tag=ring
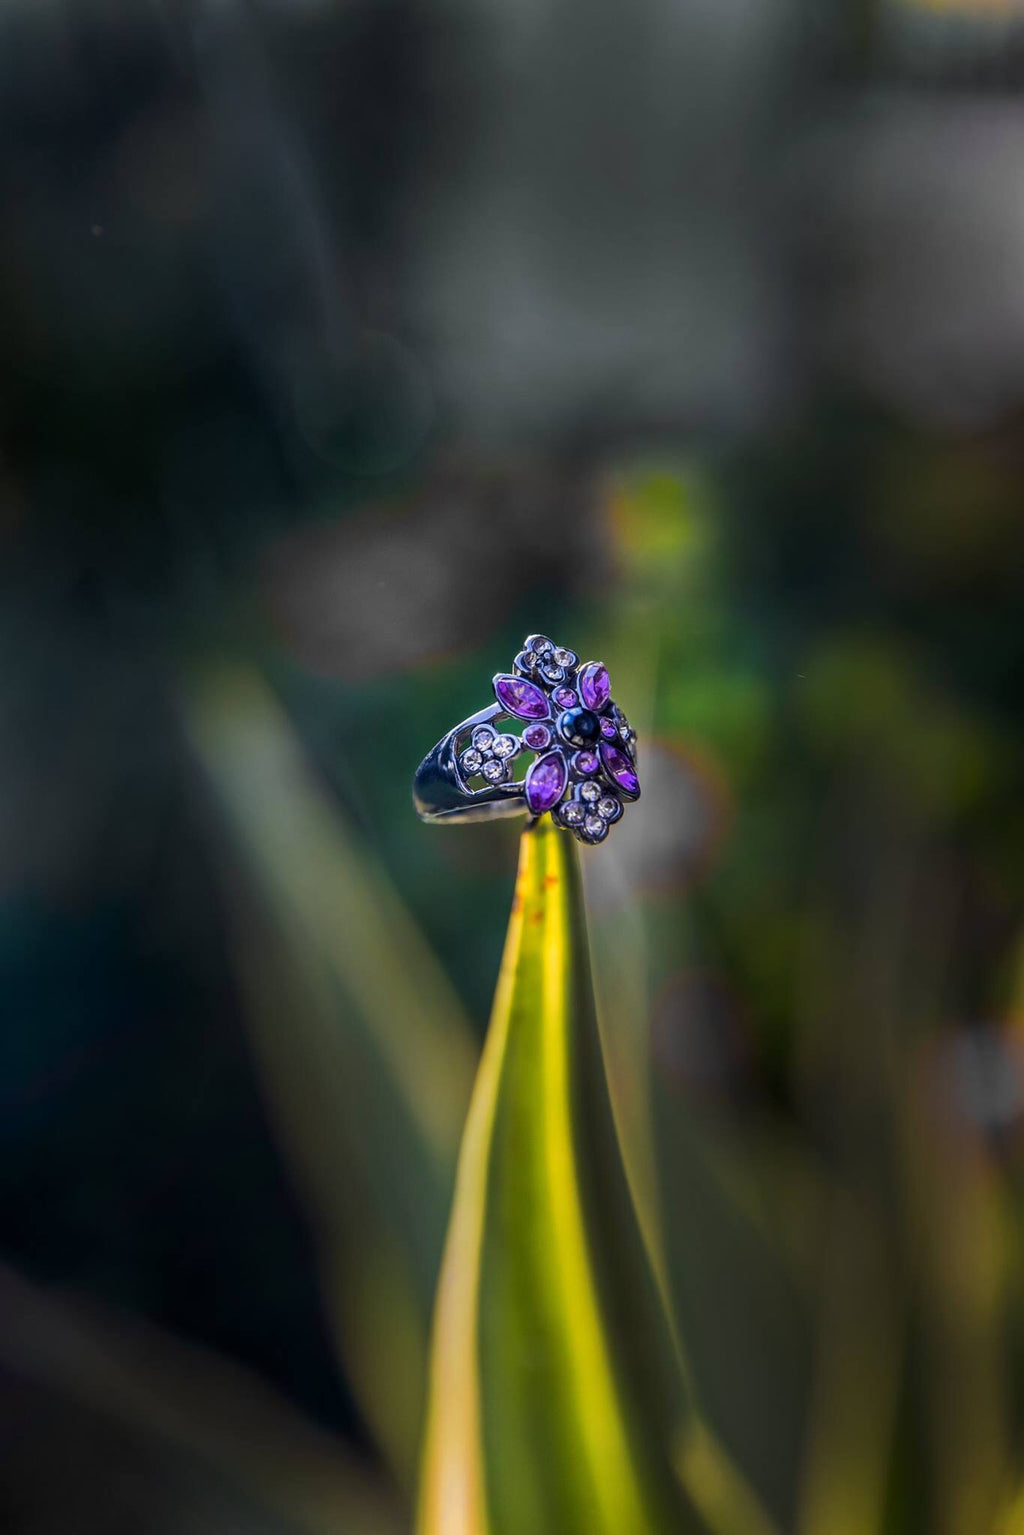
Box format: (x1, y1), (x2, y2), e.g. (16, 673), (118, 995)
(413, 634), (640, 844)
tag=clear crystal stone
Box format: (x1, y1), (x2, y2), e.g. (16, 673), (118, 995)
(540, 662), (565, 683)
(461, 748), (483, 774)
(619, 723), (632, 742)
(581, 781), (601, 803)
(481, 758), (506, 783)
(553, 647), (575, 667)
(522, 651), (538, 669)
(584, 814), (607, 839)
(561, 802), (584, 825)
(492, 734), (517, 759)
(532, 637), (554, 655)
(472, 726), (494, 748)
(598, 797), (619, 819)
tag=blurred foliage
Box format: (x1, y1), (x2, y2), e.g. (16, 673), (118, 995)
(184, 663), (477, 1486)
(0, 1262), (403, 1535)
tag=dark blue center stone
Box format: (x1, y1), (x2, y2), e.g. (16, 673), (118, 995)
(557, 707), (601, 749)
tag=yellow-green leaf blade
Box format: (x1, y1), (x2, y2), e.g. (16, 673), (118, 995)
(418, 818), (700, 1535)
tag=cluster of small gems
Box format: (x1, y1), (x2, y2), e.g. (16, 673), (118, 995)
(513, 635), (580, 688)
(484, 633), (640, 845)
(557, 783), (622, 843)
(459, 723), (521, 787)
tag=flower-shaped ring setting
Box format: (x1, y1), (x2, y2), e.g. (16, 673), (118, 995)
(413, 634), (640, 845)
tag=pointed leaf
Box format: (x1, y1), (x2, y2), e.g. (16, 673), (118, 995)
(417, 818), (700, 1535)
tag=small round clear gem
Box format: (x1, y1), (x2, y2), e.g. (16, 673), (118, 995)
(584, 814), (608, 839)
(561, 802), (584, 826)
(540, 662), (565, 684)
(598, 797), (619, 819)
(461, 748), (483, 774)
(472, 726), (494, 748)
(619, 723), (632, 743)
(532, 637), (554, 655)
(521, 651), (538, 670)
(581, 781), (601, 803)
(553, 647), (575, 667)
(481, 759), (506, 783)
(492, 734), (518, 759)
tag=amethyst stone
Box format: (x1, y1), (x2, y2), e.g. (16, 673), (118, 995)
(553, 686), (578, 709)
(600, 742), (640, 799)
(574, 750), (600, 776)
(524, 722), (552, 750)
(579, 662), (610, 713)
(599, 716), (618, 741)
(493, 674), (549, 720)
(557, 707), (601, 749)
(525, 751), (568, 815)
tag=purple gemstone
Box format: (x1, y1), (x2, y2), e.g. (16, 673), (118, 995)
(524, 723), (551, 750)
(494, 674), (549, 720)
(553, 686), (577, 709)
(579, 662), (610, 713)
(525, 751), (568, 815)
(574, 750), (599, 775)
(599, 716), (618, 741)
(600, 742), (640, 799)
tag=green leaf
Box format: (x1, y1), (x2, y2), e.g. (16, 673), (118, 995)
(0, 1261), (403, 1535)
(184, 662), (478, 1486)
(416, 817), (701, 1535)
(655, 1107), (814, 1532)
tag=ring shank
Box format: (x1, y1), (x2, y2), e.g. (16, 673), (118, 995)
(413, 703), (530, 824)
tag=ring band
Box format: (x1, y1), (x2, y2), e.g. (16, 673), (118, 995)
(413, 635), (640, 845)
(413, 701), (529, 824)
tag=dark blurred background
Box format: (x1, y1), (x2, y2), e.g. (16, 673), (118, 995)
(3, 1), (1024, 1531)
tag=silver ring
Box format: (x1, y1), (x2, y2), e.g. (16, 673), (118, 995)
(413, 635), (640, 845)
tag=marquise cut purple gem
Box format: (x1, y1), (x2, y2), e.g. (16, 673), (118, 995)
(524, 722), (551, 750)
(579, 662), (610, 713)
(600, 741), (640, 799)
(525, 751), (568, 815)
(494, 674), (549, 720)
